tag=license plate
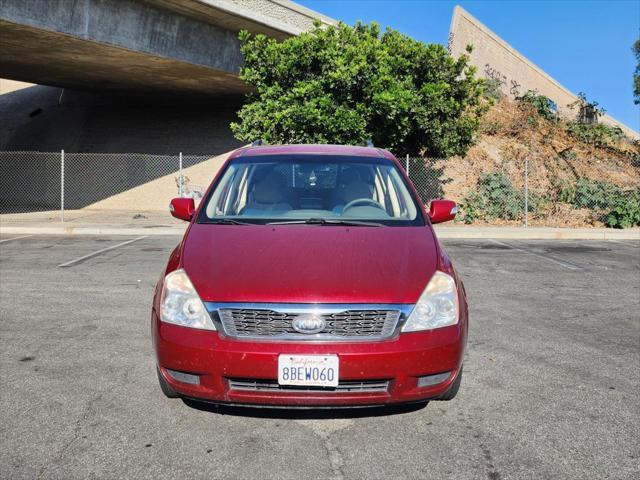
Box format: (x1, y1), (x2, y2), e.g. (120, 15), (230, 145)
(278, 355), (339, 387)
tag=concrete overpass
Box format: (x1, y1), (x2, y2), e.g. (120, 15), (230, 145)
(0, 0), (336, 95)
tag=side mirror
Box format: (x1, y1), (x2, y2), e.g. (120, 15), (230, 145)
(169, 197), (195, 221)
(428, 199), (457, 224)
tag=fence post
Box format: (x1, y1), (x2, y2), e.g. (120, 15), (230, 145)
(178, 152), (183, 197)
(60, 149), (65, 223)
(524, 156), (528, 228)
(406, 154), (410, 176)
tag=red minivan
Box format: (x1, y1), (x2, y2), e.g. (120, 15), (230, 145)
(152, 144), (468, 408)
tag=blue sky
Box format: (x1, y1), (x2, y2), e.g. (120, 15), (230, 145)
(299, 0), (639, 130)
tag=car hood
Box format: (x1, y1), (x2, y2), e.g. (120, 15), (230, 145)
(182, 224), (437, 304)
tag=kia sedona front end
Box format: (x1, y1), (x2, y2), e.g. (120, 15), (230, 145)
(152, 144), (468, 408)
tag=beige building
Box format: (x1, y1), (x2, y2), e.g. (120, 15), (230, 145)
(449, 6), (638, 139)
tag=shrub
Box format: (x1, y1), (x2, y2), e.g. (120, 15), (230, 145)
(482, 78), (503, 102)
(554, 179), (576, 204)
(527, 191), (551, 213)
(458, 190), (486, 224)
(568, 92), (606, 124)
(566, 122), (625, 148)
(554, 178), (639, 228)
(604, 189), (640, 228)
(516, 90), (558, 122)
(459, 172), (522, 223)
(232, 21), (487, 157)
(572, 178), (623, 210)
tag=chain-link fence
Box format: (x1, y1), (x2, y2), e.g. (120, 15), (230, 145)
(403, 156), (639, 228)
(0, 151), (212, 216)
(1, 151), (638, 228)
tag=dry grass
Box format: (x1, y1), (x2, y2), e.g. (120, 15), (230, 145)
(434, 99), (639, 226)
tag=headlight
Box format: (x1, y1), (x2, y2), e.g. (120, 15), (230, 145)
(402, 271), (459, 332)
(160, 269), (215, 330)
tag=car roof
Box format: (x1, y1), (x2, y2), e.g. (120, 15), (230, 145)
(231, 144), (394, 160)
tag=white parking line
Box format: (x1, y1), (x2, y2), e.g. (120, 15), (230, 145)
(0, 235), (33, 245)
(488, 239), (581, 270)
(58, 236), (147, 268)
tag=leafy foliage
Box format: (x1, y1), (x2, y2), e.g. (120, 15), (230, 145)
(516, 91), (558, 122)
(232, 21), (487, 157)
(482, 78), (503, 102)
(565, 122), (625, 148)
(604, 188), (640, 228)
(568, 92), (606, 121)
(554, 179), (577, 204)
(554, 178), (639, 228)
(557, 177), (622, 210)
(459, 174), (639, 228)
(573, 178), (624, 209)
(459, 172), (523, 223)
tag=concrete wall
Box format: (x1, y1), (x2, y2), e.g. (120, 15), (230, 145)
(0, 0), (247, 94)
(449, 6), (638, 139)
(226, 0), (337, 31)
(0, 0), (335, 94)
(0, 86), (244, 153)
(1, 0), (243, 74)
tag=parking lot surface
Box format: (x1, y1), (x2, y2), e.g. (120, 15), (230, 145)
(1, 235), (638, 479)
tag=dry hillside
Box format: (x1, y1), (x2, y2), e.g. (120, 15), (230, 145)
(434, 99), (639, 227)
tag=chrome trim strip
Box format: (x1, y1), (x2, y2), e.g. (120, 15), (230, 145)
(204, 303), (414, 342)
(205, 303), (414, 315)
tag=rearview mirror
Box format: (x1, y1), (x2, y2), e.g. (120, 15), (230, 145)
(169, 198), (195, 221)
(428, 200), (457, 224)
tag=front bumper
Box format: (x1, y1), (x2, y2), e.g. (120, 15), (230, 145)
(152, 310), (466, 407)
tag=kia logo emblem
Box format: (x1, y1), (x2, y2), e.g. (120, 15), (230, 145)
(292, 314), (326, 334)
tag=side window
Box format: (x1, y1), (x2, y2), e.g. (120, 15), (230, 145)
(207, 165), (251, 217)
(207, 166), (235, 217)
(389, 169), (416, 219)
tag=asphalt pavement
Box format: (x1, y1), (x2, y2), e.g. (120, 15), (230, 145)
(0, 235), (638, 479)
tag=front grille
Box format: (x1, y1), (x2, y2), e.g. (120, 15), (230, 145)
(218, 308), (400, 341)
(228, 378), (390, 393)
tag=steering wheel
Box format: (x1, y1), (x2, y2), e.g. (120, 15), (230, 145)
(342, 198), (386, 212)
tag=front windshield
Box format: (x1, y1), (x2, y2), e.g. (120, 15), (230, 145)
(199, 154), (423, 226)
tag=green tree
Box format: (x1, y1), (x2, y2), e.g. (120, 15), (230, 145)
(633, 39), (640, 105)
(231, 21), (487, 157)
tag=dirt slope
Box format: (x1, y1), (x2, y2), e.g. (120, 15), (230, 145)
(434, 99), (639, 226)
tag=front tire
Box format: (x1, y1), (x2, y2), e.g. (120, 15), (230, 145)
(436, 366), (463, 401)
(157, 366), (180, 398)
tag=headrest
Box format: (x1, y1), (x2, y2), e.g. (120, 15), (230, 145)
(343, 181), (373, 204)
(253, 172), (285, 204)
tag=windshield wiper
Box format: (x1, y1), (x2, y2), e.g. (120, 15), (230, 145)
(267, 218), (384, 227)
(205, 218), (256, 225)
